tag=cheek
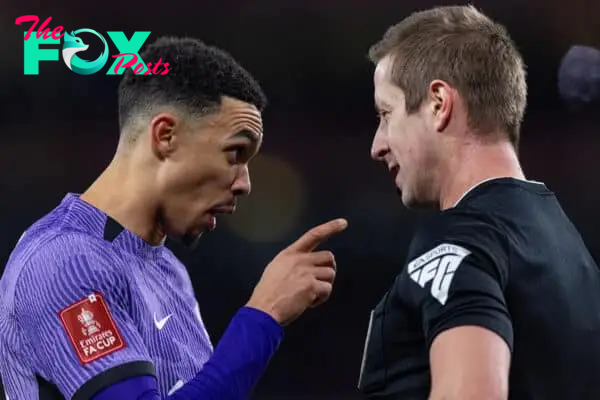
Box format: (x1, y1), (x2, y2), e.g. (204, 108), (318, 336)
(387, 136), (405, 162)
(161, 154), (218, 194)
(387, 118), (410, 160)
(388, 117), (425, 170)
(190, 162), (235, 195)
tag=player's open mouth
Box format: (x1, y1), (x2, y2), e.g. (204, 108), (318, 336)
(207, 214), (217, 231)
(206, 204), (236, 231)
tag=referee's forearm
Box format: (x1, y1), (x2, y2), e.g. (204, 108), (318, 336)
(168, 306), (284, 399)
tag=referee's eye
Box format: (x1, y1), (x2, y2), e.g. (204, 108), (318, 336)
(377, 110), (390, 122)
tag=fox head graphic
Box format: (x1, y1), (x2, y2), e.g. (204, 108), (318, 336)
(62, 31), (89, 70)
(61, 29), (109, 75)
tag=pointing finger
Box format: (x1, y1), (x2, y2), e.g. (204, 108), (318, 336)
(287, 218), (348, 253)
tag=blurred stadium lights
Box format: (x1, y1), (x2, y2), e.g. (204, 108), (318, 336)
(558, 45), (600, 108)
(224, 153), (307, 243)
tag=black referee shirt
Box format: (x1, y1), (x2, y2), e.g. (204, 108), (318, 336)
(358, 178), (600, 399)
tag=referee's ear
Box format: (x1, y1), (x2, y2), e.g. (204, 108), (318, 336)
(428, 79), (453, 133)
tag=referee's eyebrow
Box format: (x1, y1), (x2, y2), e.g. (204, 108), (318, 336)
(375, 100), (390, 111)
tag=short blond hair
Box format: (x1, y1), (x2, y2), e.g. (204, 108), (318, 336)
(369, 5), (527, 145)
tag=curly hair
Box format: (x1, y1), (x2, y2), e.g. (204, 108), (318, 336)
(117, 36), (267, 131)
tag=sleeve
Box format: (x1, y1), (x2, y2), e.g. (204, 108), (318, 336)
(403, 211), (513, 352)
(168, 306), (283, 399)
(93, 376), (160, 400)
(92, 307), (283, 400)
(14, 235), (155, 400)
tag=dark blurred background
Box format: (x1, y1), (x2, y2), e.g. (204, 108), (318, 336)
(1, 0), (599, 398)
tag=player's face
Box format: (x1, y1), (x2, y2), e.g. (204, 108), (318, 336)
(153, 96), (263, 239)
(371, 56), (442, 208)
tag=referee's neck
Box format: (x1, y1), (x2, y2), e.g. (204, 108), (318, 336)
(439, 141), (524, 210)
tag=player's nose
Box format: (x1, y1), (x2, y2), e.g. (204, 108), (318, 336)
(232, 165), (251, 196)
(371, 129), (389, 162)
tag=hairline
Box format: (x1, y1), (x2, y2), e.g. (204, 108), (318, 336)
(120, 94), (263, 138)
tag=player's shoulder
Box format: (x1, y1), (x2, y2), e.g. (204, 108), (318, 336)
(10, 214), (116, 266)
(8, 193), (120, 267)
(6, 219), (121, 299)
(9, 231), (118, 290)
(22, 230), (116, 265)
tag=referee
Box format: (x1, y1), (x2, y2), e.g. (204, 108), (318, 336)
(359, 6), (600, 400)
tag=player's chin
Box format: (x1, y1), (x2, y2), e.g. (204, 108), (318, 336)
(188, 218), (215, 237)
(176, 220), (211, 249)
(196, 211), (218, 230)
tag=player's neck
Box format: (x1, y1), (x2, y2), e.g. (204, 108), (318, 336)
(80, 156), (166, 246)
(439, 140), (525, 210)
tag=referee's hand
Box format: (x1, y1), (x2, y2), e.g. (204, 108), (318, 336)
(246, 218), (348, 327)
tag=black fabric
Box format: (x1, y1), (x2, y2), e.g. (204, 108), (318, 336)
(37, 375), (64, 400)
(73, 361), (155, 400)
(103, 217), (125, 242)
(359, 178), (600, 399)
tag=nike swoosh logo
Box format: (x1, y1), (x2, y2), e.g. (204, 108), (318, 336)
(154, 313), (172, 330)
(168, 379), (184, 396)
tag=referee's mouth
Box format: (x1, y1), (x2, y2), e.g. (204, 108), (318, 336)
(388, 164), (400, 183)
(387, 164), (402, 195)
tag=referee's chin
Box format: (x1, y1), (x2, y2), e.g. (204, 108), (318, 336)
(398, 188), (436, 210)
(399, 188), (415, 208)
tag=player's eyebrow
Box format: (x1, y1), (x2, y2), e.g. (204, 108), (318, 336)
(231, 129), (261, 144)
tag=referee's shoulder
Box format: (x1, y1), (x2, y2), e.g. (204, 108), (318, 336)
(413, 207), (505, 246)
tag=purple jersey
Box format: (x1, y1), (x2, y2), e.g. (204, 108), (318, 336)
(0, 194), (213, 399)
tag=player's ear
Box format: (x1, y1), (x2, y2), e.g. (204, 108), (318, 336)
(429, 80), (453, 132)
(150, 113), (179, 159)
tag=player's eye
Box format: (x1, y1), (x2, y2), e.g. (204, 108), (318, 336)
(226, 146), (247, 164)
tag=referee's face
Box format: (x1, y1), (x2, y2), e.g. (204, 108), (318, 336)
(371, 55), (442, 208)
(152, 97), (263, 239)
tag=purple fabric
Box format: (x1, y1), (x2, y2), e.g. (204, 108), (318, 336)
(93, 375), (159, 400)
(0, 194), (213, 398)
(92, 307), (283, 400)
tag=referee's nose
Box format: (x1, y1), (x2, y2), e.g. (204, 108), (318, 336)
(232, 164), (252, 196)
(371, 129), (389, 162)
